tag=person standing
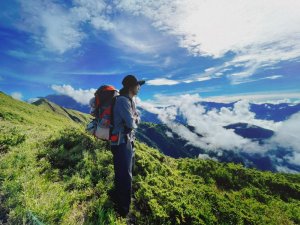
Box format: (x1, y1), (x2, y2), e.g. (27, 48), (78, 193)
(110, 75), (145, 217)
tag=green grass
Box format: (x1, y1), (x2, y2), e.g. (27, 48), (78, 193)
(0, 92), (126, 224)
(0, 91), (300, 225)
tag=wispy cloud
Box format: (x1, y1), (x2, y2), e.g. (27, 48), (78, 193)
(196, 76), (212, 82)
(115, 0), (300, 81)
(146, 74), (219, 86)
(108, 16), (175, 55)
(15, 1), (300, 75)
(146, 66), (223, 86)
(60, 71), (123, 76)
(231, 74), (283, 85)
(146, 78), (180, 86)
(17, 0), (113, 54)
(118, 55), (173, 68)
(6, 49), (58, 61)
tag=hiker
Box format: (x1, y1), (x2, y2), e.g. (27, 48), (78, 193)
(110, 75), (145, 217)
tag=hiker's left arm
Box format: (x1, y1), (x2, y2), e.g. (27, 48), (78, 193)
(118, 97), (137, 130)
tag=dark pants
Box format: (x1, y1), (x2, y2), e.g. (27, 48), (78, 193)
(110, 140), (135, 215)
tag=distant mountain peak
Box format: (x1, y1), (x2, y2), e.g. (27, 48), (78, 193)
(31, 97), (91, 124)
(32, 98), (52, 105)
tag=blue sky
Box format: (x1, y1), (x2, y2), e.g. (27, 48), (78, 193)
(1, 0), (300, 105)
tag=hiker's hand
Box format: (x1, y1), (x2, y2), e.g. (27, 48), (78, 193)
(134, 112), (141, 125)
(135, 116), (141, 125)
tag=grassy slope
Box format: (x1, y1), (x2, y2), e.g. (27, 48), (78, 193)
(1, 91), (300, 225)
(31, 98), (92, 124)
(0, 92), (124, 224)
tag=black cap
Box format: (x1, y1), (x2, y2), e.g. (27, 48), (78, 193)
(122, 75), (145, 88)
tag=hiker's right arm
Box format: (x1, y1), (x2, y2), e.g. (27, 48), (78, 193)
(118, 97), (137, 131)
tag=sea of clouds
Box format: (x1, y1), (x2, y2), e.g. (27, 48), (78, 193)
(137, 94), (300, 173)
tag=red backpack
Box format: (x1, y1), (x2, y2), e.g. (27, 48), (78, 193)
(86, 85), (119, 141)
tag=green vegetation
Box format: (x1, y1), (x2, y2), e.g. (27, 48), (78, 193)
(0, 91), (299, 224)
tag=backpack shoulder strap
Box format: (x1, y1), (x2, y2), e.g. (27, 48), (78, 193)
(109, 95), (119, 139)
(110, 95), (119, 127)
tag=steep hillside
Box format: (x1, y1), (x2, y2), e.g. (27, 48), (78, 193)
(1, 91), (300, 225)
(32, 98), (92, 124)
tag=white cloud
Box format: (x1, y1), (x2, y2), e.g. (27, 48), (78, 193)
(198, 153), (217, 161)
(60, 70), (122, 76)
(17, 0), (114, 54)
(51, 84), (96, 105)
(16, 0), (300, 75)
(146, 66), (223, 86)
(138, 92), (300, 170)
(136, 97), (162, 114)
(18, 0), (85, 54)
(142, 91), (300, 106)
(196, 76), (211, 82)
(198, 91), (300, 104)
(165, 131), (173, 138)
(6, 49), (55, 61)
(139, 93), (202, 107)
(204, 67), (215, 72)
(275, 165), (299, 174)
(231, 74), (283, 85)
(115, 0), (300, 80)
(182, 79), (193, 84)
(139, 94), (280, 154)
(11, 92), (23, 100)
(267, 75), (283, 80)
(163, 57), (172, 67)
(15, 0), (300, 88)
(180, 64), (226, 84)
(109, 16), (175, 56)
(145, 74), (217, 86)
(270, 112), (300, 166)
(146, 78), (180, 86)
